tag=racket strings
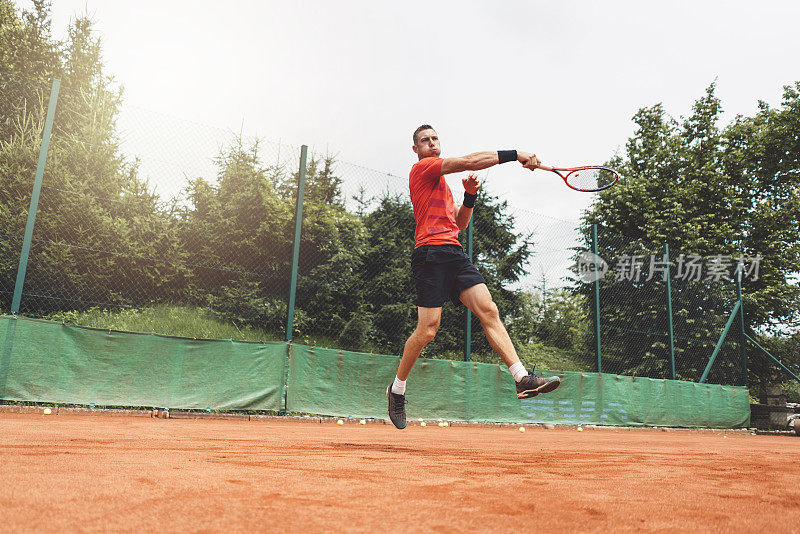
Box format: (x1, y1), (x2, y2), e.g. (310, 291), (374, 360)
(565, 168), (618, 191)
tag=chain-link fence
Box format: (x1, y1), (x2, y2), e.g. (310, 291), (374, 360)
(586, 226), (746, 384)
(1, 72), (797, 393)
(292, 151), (410, 352)
(1, 72), (301, 341)
(0, 72), (51, 314)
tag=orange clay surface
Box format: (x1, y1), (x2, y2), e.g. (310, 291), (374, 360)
(2, 413), (800, 533)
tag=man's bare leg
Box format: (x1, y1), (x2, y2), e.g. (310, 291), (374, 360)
(387, 306), (442, 429)
(460, 283), (560, 398)
(397, 306), (442, 380)
(459, 283), (519, 367)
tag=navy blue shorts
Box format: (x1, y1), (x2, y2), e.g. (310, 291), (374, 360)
(411, 245), (486, 308)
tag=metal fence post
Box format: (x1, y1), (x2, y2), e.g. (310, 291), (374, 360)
(744, 333), (800, 385)
(591, 223), (602, 373)
(11, 78), (60, 315)
(699, 300), (741, 384)
(285, 145), (308, 342)
(464, 218), (474, 362)
(736, 262), (747, 387)
(664, 243), (676, 380)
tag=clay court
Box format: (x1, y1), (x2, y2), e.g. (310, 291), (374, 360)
(2, 412), (799, 533)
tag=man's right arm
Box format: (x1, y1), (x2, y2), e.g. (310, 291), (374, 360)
(440, 151), (540, 175)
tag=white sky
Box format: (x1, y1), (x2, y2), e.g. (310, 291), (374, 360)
(14, 0), (800, 223)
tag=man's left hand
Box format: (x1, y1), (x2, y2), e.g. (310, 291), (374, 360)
(463, 173), (480, 195)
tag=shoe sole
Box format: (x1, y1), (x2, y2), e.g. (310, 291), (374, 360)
(517, 378), (561, 399)
(386, 386), (407, 430)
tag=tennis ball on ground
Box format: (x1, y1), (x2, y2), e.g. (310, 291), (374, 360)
(519, 426), (525, 433)
(43, 408), (52, 415)
(420, 421), (426, 427)
(359, 419), (366, 425)
(577, 426), (583, 432)
(337, 419), (344, 425)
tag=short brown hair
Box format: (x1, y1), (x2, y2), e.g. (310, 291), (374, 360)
(413, 124), (434, 145)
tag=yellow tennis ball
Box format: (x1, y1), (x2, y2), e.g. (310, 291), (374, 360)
(420, 421), (426, 427)
(519, 426), (525, 433)
(337, 419), (344, 425)
(359, 419), (366, 425)
(577, 426), (583, 432)
(43, 408), (52, 415)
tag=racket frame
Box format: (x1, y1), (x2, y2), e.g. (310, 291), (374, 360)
(537, 165), (620, 192)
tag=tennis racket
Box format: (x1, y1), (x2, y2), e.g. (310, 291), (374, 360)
(536, 165), (620, 192)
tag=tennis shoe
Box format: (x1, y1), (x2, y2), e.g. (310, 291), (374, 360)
(516, 369), (560, 399)
(387, 386), (407, 429)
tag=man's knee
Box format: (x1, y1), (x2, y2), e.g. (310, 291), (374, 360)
(417, 318), (440, 342)
(476, 299), (500, 323)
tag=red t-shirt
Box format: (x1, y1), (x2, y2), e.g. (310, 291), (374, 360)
(409, 157), (461, 248)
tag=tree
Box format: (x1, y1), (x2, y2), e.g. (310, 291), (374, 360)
(355, 194), (416, 352)
(178, 138), (294, 332)
(0, 1), (184, 316)
(512, 285), (590, 352)
(0, 0), (61, 311)
(582, 82), (800, 384)
(178, 140), (369, 341)
(0, 0), (61, 81)
(722, 83), (800, 330)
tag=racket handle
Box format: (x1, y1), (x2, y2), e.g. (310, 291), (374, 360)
(536, 164), (554, 172)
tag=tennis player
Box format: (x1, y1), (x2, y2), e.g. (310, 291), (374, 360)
(387, 125), (561, 429)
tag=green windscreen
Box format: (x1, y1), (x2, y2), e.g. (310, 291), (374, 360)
(517, 371), (750, 428)
(1, 316), (750, 428)
(286, 345), (521, 421)
(286, 344), (750, 427)
(0, 316), (286, 410)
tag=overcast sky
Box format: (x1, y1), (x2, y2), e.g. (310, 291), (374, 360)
(15, 0), (800, 222)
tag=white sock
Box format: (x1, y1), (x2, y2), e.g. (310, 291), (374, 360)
(391, 376), (406, 395)
(509, 362), (528, 382)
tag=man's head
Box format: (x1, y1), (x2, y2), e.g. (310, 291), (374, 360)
(412, 124), (440, 159)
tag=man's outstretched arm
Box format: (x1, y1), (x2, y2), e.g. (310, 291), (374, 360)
(440, 150), (541, 175)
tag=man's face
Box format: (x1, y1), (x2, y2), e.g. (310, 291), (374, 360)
(413, 129), (441, 159)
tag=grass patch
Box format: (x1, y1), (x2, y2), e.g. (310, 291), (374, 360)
(517, 341), (593, 373)
(46, 304), (282, 343)
(423, 342), (592, 374)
